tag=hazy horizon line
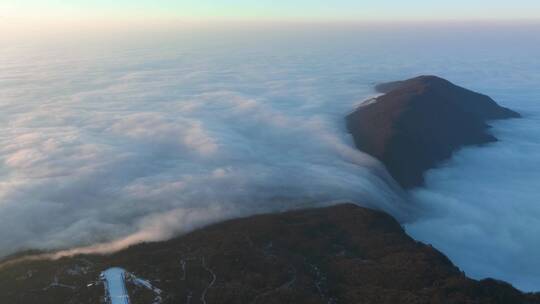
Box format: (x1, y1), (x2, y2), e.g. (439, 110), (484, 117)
(3, 16), (540, 37)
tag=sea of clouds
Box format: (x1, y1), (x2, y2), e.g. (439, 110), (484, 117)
(0, 27), (413, 258)
(0, 24), (539, 291)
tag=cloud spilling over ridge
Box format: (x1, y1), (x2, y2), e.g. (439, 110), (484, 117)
(0, 37), (413, 258)
(0, 94), (409, 256)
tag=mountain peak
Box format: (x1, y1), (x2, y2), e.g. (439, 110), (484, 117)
(348, 76), (520, 188)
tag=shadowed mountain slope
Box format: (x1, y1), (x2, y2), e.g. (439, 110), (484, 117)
(346, 76), (520, 188)
(1, 204), (538, 304)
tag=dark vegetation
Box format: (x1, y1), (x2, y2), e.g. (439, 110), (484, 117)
(1, 204), (538, 303)
(347, 75), (520, 188)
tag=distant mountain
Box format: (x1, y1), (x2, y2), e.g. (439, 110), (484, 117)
(1, 204), (538, 304)
(346, 76), (520, 189)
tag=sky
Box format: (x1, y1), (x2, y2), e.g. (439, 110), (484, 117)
(2, 0), (540, 25)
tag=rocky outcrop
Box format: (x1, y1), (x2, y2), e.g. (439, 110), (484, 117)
(346, 75), (520, 188)
(1, 204), (537, 304)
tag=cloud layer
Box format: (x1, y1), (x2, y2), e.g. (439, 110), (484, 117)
(0, 30), (416, 259)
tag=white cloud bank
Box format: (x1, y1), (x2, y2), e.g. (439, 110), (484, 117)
(0, 31), (413, 261)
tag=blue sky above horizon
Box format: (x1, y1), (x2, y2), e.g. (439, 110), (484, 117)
(2, 0), (540, 23)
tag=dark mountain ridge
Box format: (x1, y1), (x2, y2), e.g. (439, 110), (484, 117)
(347, 75), (520, 188)
(1, 204), (538, 304)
